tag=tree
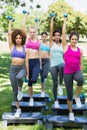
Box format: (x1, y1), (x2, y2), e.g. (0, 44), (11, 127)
(40, 0), (87, 36)
(0, 0), (41, 41)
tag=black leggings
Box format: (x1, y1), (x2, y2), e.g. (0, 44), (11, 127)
(28, 58), (40, 87)
(64, 71), (84, 101)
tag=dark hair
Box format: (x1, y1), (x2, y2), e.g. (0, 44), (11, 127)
(69, 31), (79, 40)
(12, 29), (26, 45)
(41, 32), (48, 36)
(53, 29), (61, 36)
(53, 29), (62, 43)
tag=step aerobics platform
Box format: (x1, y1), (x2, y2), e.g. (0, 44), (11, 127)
(52, 104), (87, 115)
(11, 101), (48, 112)
(22, 93), (51, 102)
(46, 115), (87, 130)
(57, 95), (85, 104)
(2, 112), (43, 126)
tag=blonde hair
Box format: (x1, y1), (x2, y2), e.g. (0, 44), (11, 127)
(29, 26), (37, 32)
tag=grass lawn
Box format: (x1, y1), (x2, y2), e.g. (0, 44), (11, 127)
(0, 53), (87, 130)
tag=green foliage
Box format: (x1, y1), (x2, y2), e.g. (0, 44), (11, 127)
(40, 0), (87, 36)
(0, 0), (87, 41)
(0, 0), (42, 41)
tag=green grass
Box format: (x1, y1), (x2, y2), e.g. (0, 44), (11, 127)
(0, 53), (87, 130)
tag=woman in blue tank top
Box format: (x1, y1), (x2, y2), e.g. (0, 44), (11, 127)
(50, 16), (64, 108)
(8, 16), (26, 118)
(40, 32), (50, 97)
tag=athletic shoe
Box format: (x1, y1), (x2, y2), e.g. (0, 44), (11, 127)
(69, 112), (75, 121)
(58, 86), (63, 96)
(17, 90), (23, 101)
(44, 78), (47, 83)
(54, 100), (59, 108)
(41, 91), (45, 97)
(75, 96), (82, 108)
(14, 108), (21, 118)
(29, 98), (34, 106)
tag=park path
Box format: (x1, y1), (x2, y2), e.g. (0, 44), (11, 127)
(0, 40), (87, 56)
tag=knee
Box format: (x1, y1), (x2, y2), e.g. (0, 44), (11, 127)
(67, 96), (73, 101)
(32, 79), (37, 83)
(77, 78), (84, 86)
(16, 75), (22, 80)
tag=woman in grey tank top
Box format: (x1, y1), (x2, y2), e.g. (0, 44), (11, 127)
(49, 16), (64, 108)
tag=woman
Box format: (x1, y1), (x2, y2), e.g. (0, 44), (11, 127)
(50, 16), (64, 108)
(8, 19), (26, 118)
(40, 32), (50, 97)
(22, 13), (41, 106)
(25, 26), (40, 106)
(62, 18), (84, 121)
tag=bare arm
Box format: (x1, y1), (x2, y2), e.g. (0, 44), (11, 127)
(8, 20), (14, 50)
(62, 18), (67, 49)
(21, 13), (27, 32)
(50, 17), (54, 47)
(25, 49), (29, 78)
(38, 48), (42, 69)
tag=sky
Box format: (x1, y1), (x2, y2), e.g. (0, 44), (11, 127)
(33, 0), (87, 14)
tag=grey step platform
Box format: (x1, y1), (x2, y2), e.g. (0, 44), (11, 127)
(46, 115), (87, 130)
(52, 104), (87, 115)
(22, 93), (51, 102)
(57, 95), (85, 104)
(11, 101), (48, 112)
(2, 112), (43, 126)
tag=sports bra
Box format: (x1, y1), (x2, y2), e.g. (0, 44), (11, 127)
(11, 46), (26, 59)
(40, 43), (50, 52)
(25, 38), (40, 50)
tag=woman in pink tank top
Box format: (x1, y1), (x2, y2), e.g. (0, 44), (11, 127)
(62, 17), (84, 121)
(23, 14), (41, 106)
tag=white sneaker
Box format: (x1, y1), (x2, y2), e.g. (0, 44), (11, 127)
(14, 108), (21, 118)
(44, 78), (47, 83)
(41, 91), (45, 97)
(29, 98), (34, 106)
(17, 90), (23, 101)
(54, 100), (59, 108)
(69, 112), (75, 121)
(58, 86), (63, 96)
(75, 97), (82, 108)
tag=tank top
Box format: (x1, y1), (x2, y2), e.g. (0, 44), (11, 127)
(25, 38), (40, 50)
(64, 45), (81, 74)
(50, 42), (64, 67)
(11, 46), (26, 59)
(40, 43), (50, 52)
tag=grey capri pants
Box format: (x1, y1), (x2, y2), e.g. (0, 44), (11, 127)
(10, 65), (26, 101)
(64, 70), (84, 101)
(40, 58), (50, 83)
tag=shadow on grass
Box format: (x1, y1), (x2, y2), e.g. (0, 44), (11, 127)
(0, 54), (11, 77)
(0, 53), (12, 119)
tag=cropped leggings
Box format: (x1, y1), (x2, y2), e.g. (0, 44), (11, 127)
(50, 63), (64, 101)
(10, 65), (26, 101)
(28, 58), (40, 87)
(40, 58), (50, 83)
(64, 71), (84, 101)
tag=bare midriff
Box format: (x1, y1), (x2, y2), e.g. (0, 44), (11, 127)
(11, 58), (25, 65)
(40, 51), (49, 58)
(27, 48), (39, 59)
